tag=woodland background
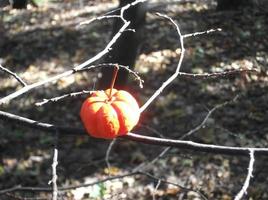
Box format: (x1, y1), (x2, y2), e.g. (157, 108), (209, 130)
(0, 0), (268, 199)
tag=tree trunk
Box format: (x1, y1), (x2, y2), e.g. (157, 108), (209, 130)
(217, 0), (254, 10)
(98, 0), (146, 90)
(11, 0), (28, 9)
(0, 22), (5, 48)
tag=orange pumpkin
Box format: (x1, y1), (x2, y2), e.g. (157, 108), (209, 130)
(80, 89), (140, 139)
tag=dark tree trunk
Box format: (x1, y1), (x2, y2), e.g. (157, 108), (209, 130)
(217, 0), (254, 10)
(98, 0), (146, 90)
(0, 22), (5, 48)
(11, 0), (28, 9)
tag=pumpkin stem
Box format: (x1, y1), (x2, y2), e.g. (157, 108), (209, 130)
(109, 64), (119, 98)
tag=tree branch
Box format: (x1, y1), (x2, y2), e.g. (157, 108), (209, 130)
(50, 148), (58, 200)
(1, 110), (268, 156)
(34, 68), (251, 107)
(234, 149), (255, 200)
(0, 64), (27, 87)
(34, 63), (143, 106)
(180, 94), (239, 139)
(140, 13), (185, 113)
(183, 28), (222, 38)
(105, 139), (117, 176)
(35, 90), (92, 107)
(48, 130), (59, 200)
(178, 69), (258, 80)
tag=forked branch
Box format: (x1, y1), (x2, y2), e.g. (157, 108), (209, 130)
(0, 110), (267, 156)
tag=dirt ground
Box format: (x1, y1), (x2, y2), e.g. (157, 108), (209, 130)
(0, 0), (268, 199)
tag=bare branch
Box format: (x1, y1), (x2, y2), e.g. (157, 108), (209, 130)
(234, 149), (255, 200)
(180, 94), (239, 140)
(35, 90), (92, 106)
(48, 130), (59, 200)
(0, 64), (27, 87)
(125, 133), (267, 156)
(34, 63), (143, 106)
(183, 28), (222, 38)
(140, 13), (185, 113)
(77, 63), (144, 88)
(79, 15), (121, 26)
(152, 179), (161, 200)
(34, 64), (143, 106)
(1, 110), (268, 156)
(105, 139), (117, 176)
(49, 148), (58, 200)
(1, 62), (143, 107)
(178, 69), (258, 80)
(139, 14), (234, 113)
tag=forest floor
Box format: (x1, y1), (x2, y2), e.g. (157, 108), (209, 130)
(0, 0), (268, 199)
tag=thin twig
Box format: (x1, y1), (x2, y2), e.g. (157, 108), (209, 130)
(35, 90), (92, 106)
(51, 148), (58, 200)
(134, 146), (170, 172)
(153, 179), (161, 200)
(79, 15), (121, 26)
(0, 64), (27, 87)
(77, 63), (144, 88)
(234, 149), (255, 200)
(105, 139), (117, 176)
(79, 0), (147, 26)
(178, 69), (258, 80)
(35, 62), (143, 106)
(0, 110), (268, 156)
(140, 13), (185, 113)
(183, 28), (222, 38)
(180, 94), (239, 140)
(139, 124), (165, 138)
(48, 130), (59, 200)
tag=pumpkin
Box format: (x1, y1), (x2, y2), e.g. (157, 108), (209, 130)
(80, 88), (140, 139)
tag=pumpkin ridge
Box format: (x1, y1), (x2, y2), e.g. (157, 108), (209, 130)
(111, 101), (139, 135)
(111, 103), (127, 134)
(114, 99), (140, 114)
(80, 101), (104, 137)
(113, 91), (139, 106)
(96, 104), (120, 138)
